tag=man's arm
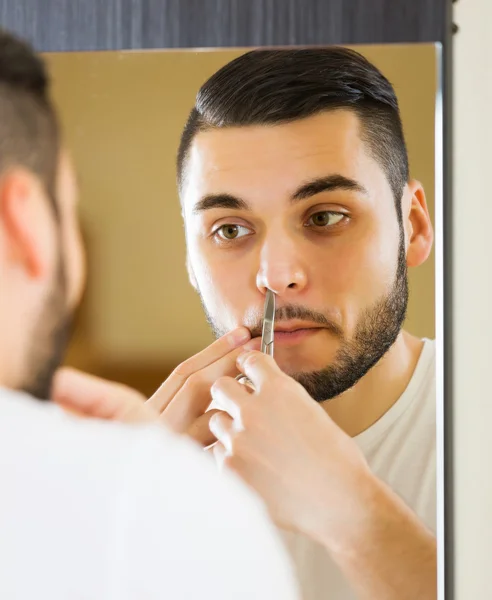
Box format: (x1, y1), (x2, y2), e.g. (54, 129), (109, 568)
(318, 471), (436, 600)
(209, 350), (436, 600)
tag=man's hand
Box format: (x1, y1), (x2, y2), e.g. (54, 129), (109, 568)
(53, 327), (252, 446)
(208, 349), (372, 545)
(147, 327), (251, 446)
(52, 367), (157, 424)
(209, 350), (437, 600)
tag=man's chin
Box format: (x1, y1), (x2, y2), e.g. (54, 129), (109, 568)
(276, 359), (333, 380)
(274, 342), (339, 376)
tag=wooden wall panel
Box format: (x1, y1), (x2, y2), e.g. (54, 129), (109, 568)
(0, 0), (450, 52)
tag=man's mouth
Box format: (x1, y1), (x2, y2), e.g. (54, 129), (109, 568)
(273, 324), (325, 344)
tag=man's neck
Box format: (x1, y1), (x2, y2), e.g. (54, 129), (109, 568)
(322, 331), (425, 437)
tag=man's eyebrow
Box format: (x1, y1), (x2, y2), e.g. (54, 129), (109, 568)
(292, 174), (369, 202)
(192, 174), (368, 214)
(192, 193), (250, 214)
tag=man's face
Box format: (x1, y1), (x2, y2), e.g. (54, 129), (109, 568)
(182, 110), (409, 401)
(22, 151), (85, 399)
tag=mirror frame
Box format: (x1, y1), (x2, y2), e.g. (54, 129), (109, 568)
(1, 1), (454, 598)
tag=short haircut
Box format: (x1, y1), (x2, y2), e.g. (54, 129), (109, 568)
(0, 29), (60, 214)
(177, 47), (409, 218)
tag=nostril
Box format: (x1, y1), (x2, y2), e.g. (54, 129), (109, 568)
(287, 282), (296, 289)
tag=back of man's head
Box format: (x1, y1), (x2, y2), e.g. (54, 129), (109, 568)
(0, 29), (60, 210)
(0, 30), (73, 400)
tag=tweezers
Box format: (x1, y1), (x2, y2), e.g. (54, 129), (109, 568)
(236, 288), (276, 388)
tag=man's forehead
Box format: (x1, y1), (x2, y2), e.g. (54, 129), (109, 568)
(183, 110), (377, 203)
(190, 111), (365, 174)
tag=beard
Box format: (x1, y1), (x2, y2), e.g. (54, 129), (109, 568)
(199, 232), (408, 403)
(20, 256), (73, 401)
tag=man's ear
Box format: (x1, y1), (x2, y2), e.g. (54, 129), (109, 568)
(186, 253), (198, 290)
(0, 168), (52, 279)
(402, 179), (434, 268)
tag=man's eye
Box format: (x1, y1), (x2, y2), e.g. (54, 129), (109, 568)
(306, 211), (345, 228)
(215, 224), (251, 240)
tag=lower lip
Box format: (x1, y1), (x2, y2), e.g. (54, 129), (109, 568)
(274, 328), (323, 344)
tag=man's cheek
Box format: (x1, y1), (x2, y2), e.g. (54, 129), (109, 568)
(330, 243), (387, 296)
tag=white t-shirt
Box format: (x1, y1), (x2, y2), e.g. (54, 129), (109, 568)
(283, 338), (436, 600)
(0, 388), (300, 600)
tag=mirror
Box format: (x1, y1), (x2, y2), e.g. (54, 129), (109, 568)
(44, 46), (438, 393)
(44, 45), (442, 600)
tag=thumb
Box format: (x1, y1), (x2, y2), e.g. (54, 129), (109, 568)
(236, 350), (283, 389)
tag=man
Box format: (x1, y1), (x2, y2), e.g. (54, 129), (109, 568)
(59, 49), (437, 599)
(0, 30), (299, 600)
(171, 48), (437, 600)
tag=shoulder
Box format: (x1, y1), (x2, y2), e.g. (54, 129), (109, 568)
(0, 389), (299, 599)
(118, 430), (300, 599)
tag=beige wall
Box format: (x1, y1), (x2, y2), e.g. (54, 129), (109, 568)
(453, 1), (492, 597)
(43, 45), (438, 376)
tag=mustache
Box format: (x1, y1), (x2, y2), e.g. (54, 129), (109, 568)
(247, 304), (343, 338)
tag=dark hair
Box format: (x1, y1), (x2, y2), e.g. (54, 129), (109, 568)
(0, 29), (60, 213)
(177, 47), (409, 215)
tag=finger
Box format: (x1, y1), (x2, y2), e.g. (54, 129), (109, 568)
(52, 368), (153, 423)
(210, 377), (249, 425)
(212, 440), (228, 470)
(186, 409), (222, 447)
(52, 367), (107, 410)
(242, 337), (262, 352)
(53, 372), (150, 424)
(53, 367), (135, 401)
(208, 411), (235, 454)
(114, 401), (157, 424)
(203, 442), (217, 461)
(158, 349), (245, 433)
(147, 327), (251, 413)
(236, 350), (283, 390)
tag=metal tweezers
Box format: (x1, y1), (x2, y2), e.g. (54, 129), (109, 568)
(236, 288), (276, 389)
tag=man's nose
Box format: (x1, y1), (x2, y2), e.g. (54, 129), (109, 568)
(256, 234), (308, 297)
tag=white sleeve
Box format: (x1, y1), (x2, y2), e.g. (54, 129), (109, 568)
(107, 427), (300, 600)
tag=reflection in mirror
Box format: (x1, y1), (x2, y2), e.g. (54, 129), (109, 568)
(45, 45), (442, 600)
